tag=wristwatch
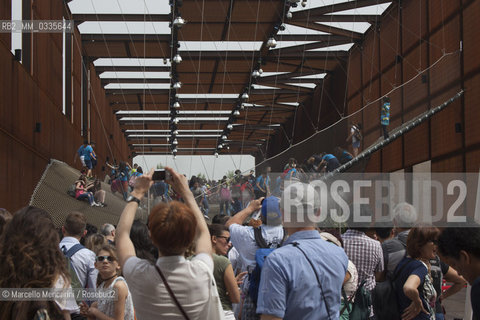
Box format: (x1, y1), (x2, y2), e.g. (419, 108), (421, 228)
(126, 195), (141, 205)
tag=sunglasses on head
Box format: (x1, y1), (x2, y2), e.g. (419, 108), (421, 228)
(96, 255), (115, 262)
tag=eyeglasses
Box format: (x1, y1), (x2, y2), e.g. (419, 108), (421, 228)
(217, 236), (231, 242)
(96, 255), (115, 262)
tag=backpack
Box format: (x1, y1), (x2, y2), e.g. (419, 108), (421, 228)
(342, 280), (371, 320)
(372, 259), (415, 320)
(248, 227), (286, 305)
(67, 184), (76, 197)
(61, 244), (86, 303)
(220, 187), (231, 201)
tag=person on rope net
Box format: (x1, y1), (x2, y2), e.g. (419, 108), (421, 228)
(74, 140), (88, 172)
(346, 122), (363, 157)
(116, 167), (224, 319)
(334, 146), (354, 165)
(74, 174), (103, 207)
(254, 167), (270, 199)
(381, 96), (391, 139)
(318, 152), (341, 173)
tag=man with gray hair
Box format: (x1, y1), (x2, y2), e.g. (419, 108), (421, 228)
(101, 223), (116, 245)
(381, 202), (417, 278)
(257, 182), (348, 319)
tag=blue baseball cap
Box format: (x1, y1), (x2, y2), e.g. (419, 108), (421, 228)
(261, 196), (282, 225)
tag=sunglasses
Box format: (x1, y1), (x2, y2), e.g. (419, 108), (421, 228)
(217, 236), (231, 242)
(96, 255), (115, 262)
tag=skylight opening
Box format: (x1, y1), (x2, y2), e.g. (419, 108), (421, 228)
(252, 84), (281, 90)
(100, 72), (170, 79)
(278, 24), (329, 35)
(116, 110), (233, 115)
(308, 43), (354, 51)
(68, 0), (170, 15)
(285, 83), (317, 89)
(293, 73), (327, 79)
(120, 117), (230, 122)
(260, 72), (290, 77)
(179, 41), (263, 51)
(94, 58), (170, 67)
(270, 41), (317, 50)
(128, 134), (221, 138)
(105, 83), (170, 89)
(317, 21), (371, 34)
(177, 94), (239, 99)
(326, 3), (392, 15)
(77, 21), (170, 34)
(126, 129), (224, 133)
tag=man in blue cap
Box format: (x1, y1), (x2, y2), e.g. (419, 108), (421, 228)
(226, 196), (286, 320)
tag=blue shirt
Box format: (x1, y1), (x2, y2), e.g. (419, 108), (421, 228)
(394, 257), (430, 320)
(381, 102), (390, 125)
(322, 154), (336, 161)
(83, 145), (94, 161)
(254, 175), (270, 191)
(257, 230), (348, 319)
(77, 145), (85, 157)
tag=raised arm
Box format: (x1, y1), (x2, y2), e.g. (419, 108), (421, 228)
(116, 169), (154, 267)
(225, 198), (263, 228)
(164, 167), (211, 256)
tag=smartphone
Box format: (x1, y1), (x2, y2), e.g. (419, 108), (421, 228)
(152, 169), (169, 181)
(251, 198), (265, 220)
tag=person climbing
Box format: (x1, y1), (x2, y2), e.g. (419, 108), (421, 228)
(381, 96), (390, 139)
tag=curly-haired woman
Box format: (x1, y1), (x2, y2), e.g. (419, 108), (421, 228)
(0, 206), (75, 319)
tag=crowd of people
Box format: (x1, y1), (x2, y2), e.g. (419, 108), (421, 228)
(1, 165), (479, 320)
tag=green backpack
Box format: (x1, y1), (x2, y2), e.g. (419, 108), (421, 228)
(61, 244), (86, 303)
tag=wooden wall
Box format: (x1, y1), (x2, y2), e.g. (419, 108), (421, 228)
(0, 0), (129, 212)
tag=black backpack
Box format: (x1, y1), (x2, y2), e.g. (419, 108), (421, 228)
(372, 259), (414, 320)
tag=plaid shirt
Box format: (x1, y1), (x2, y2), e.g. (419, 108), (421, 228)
(342, 230), (384, 291)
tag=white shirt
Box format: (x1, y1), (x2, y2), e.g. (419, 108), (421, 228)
(59, 237), (98, 290)
(228, 224), (285, 271)
(123, 253), (223, 320)
(53, 276), (79, 313)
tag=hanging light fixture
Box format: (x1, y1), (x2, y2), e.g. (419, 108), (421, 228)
(173, 54), (182, 64)
(173, 16), (186, 28)
(233, 110), (240, 116)
(172, 81), (182, 89)
(173, 154), (177, 159)
(214, 152), (219, 158)
(173, 117), (179, 124)
(173, 129), (179, 135)
(279, 24), (286, 31)
(173, 148), (178, 153)
(173, 138), (178, 145)
(173, 101), (181, 109)
(252, 70), (260, 78)
(240, 103), (245, 110)
(286, 11), (293, 19)
(221, 135), (227, 140)
(241, 92), (249, 101)
(266, 37), (277, 48)
(258, 68), (264, 74)
(218, 144), (223, 149)
(301, 0), (307, 7)
(227, 124), (233, 130)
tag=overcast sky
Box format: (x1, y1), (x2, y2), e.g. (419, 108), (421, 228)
(134, 154), (255, 180)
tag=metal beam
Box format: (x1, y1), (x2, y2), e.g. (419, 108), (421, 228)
(288, 21), (363, 40)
